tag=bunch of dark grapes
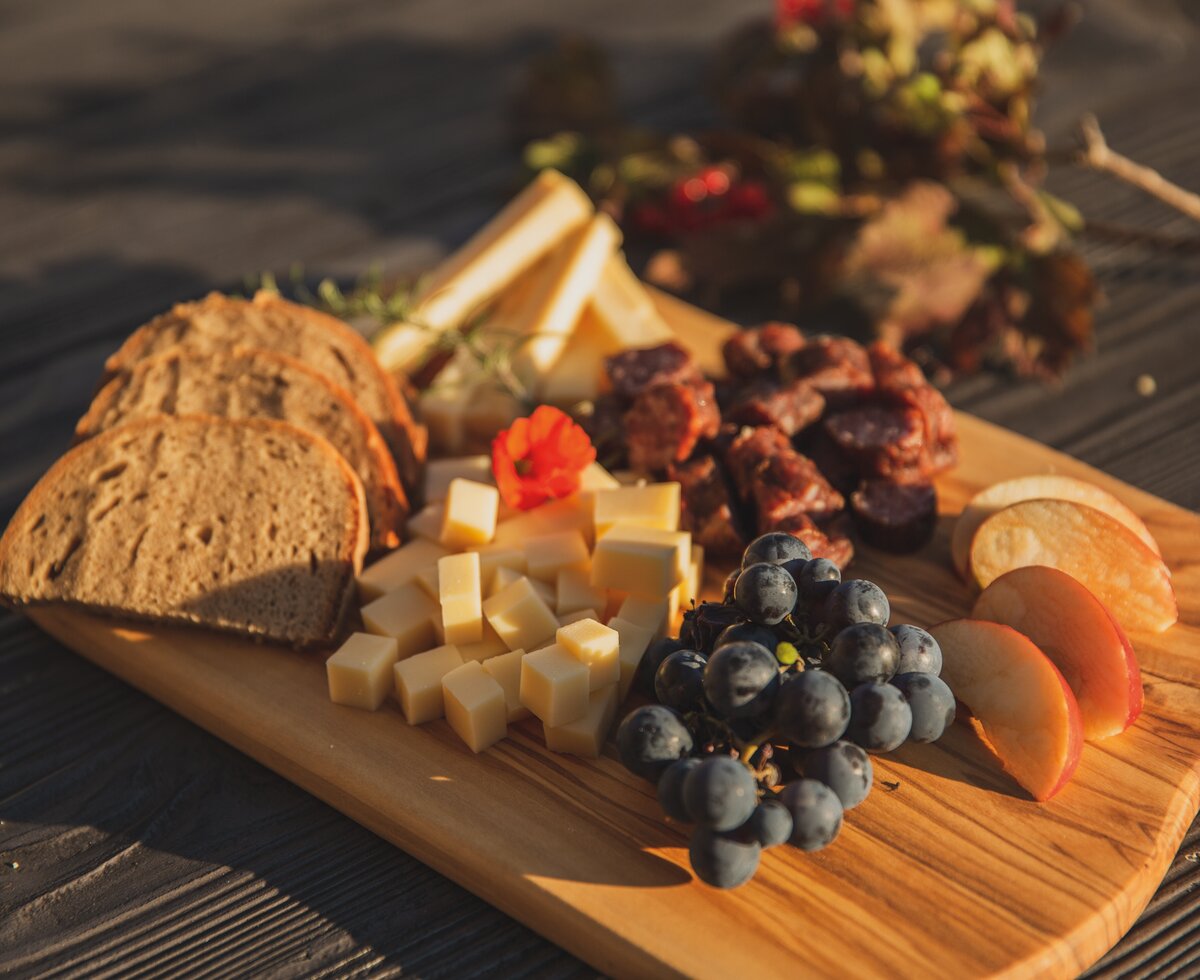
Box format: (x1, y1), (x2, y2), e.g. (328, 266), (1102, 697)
(616, 532), (955, 889)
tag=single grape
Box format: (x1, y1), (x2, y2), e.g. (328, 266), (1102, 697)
(824, 579), (890, 631)
(742, 531), (812, 569)
(702, 641), (780, 721)
(688, 827), (761, 889)
(847, 682), (912, 753)
(785, 556), (842, 596)
(826, 623), (901, 688)
(722, 568), (740, 603)
(657, 757), (703, 822)
(747, 798), (793, 848)
(890, 624), (943, 676)
(616, 705), (694, 781)
(772, 669), (850, 748)
(635, 637), (686, 698)
(775, 641), (800, 667)
(683, 756), (759, 831)
(802, 740), (873, 809)
(794, 577), (838, 628)
(714, 621), (778, 653)
(780, 779), (844, 851)
(892, 672), (956, 742)
(655, 650), (708, 712)
(734, 562), (797, 626)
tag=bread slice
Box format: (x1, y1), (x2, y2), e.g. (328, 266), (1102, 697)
(0, 415), (368, 649)
(77, 348), (407, 552)
(102, 291), (426, 501)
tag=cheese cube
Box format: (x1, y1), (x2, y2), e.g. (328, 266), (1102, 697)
(425, 455), (493, 502)
(557, 618), (620, 691)
(588, 251), (675, 352)
(608, 616), (656, 700)
(578, 461), (621, 492)
(414, 563), (440, 599)
(482, 575), (560, 652)
(357, 538), (450, 603)
(671, 544), (705, 619)
(458, 620), (509, 663)
(525, 530), (590, 583)
(482, 648), (530, 722)
(617, 595), (671, 639)
(544, 685), (619, 758)
(360, 583), (439, 658)
(520, 643), (590, 726)
(489, 567), (554, 606)
(556, 567), (607, 616)
(393, 644), (464, 724)
(558, 608), (600, 628)
(442, 661), (508, 752)
(439, 478), (500, 549)
(438, 552), (483, 645)
(591, 526), (690, 597)
(471, 545), (528, 591)
(493, 494), (594, 548)
(327, 633), (400, 710)
(592, 483), (681, 538)
(408, 503), (447, 543)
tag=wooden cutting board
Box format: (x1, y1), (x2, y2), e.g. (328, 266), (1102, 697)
(26, 295), (1200, 979)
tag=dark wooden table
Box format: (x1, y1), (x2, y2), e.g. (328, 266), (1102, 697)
(2, 1), (1198, 976)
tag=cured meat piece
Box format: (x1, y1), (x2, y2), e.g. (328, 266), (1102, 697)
(851, 479), (937, 553)
(726, 380), (825, 436)
(722, 323), (806, 378)
(867, 341), (926, 393)
(783, 335), (874, 407)
(824, 405), (927, 479)
(580, 393), (628, 469)
(752, 451), (845, 532)
(771, 512), (855, 571)
(625, 380), (721, 472)
(668, 455), (746, 557)
(800, 429), (859, 497)
(724, 425), (792, 501)
(606, 342), (701, 400)
(890, 384), (958, 475)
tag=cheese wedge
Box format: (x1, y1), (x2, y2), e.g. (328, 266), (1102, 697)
(588, 252), (674, 351)
(537, 308), (609, 407)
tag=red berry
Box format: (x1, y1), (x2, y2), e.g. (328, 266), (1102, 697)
(728, 181), (772, 219)
(700, 167), (731, 196)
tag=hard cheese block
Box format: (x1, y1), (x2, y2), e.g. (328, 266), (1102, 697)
(609, 615), (656, 701)
(591, 526), (690, 597)
(360, 583), (439, 659)
(592, 484), (681, 538)
(557, 618), (620, 691)
(482, 648), (530, 722)
(520, 643), (590, 727)
(442, 661), (508, 753)
(558, 608), (601, 628)
(408, 503), (447, 543)
(393, 644), (464, 724)
(556, 567), (607, 616)
(326, 633), (400, 710)
(482, 575), (560, 652)
(493, 495), (594, 548)
(438, 552), (483, 646)
(544, 685), (619, 758)
(357, 539), (451, 602)
(525, 530), (590, 584)
(616, 595), (671, 639)
(457, 620), (509, 663)
(440, 478), (500, 549)
(425, 455), (493, 502)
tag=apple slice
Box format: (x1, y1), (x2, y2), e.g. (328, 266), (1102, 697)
(930, 619), (1082, 801)
(969, 499), (1177, 634)
(951, 475), (1161, 579)
(972, 566), (1143, 740)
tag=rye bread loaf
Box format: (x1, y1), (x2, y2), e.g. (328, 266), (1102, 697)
(0, 415), (368, 649)
(77, 348), (408, 551)
(102, 291), (426, 501)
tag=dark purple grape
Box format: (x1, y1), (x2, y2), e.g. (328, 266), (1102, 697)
(780, 779), (843, 851)
(742, 531), (812, 569)
(616, 705), (694, 781)
(785, 556), (842, 596)
(795, 577), (838, 627)
(680, 601), (744, 653)
(826, 622), (901, 688)
(892, 672), (955, 742)
(722, 568), (740, 602)
(714, 621), (778, 653)
(802, 740), (873, 809)
(847, 682), (912, 753)
(683, 756), (759, 831)
(890, 624), (943, 676)
(689, 827), (761, 889)
(635, 637), (686, 697)
(702, 641), (780, 721)
(734, 562), (797, 626)
(823, 579), (890, 631)
(657, 757), (703, 822)
(747, 798), (793, 848)
(772, 669), (850, 748)
(655, 650), (708, 712)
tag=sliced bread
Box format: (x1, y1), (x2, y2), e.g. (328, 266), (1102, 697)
(102, 291), (426, 500)
(77, 347), (408, 552)
(0, 415), (368, 648)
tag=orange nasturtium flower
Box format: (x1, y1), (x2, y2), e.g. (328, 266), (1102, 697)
(491, 405), (596, 511)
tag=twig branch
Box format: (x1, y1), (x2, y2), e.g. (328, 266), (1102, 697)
(1077, 114), (1200, 224)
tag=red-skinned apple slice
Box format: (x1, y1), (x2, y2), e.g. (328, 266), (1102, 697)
(969, 498), (1177, 634)
(951, 475), (1161, 580)
(972, 566), (1143, 740)
(930, 619), (1083, 802)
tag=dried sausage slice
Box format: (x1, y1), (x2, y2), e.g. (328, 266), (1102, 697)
(851, 479), (937, 553)
(723, 323), (806, 378)
(824, 405), (926, 479)
(625, 380), (720, 472)
(726, 380), (825, 436)
(784, 335), (874, 406)
(606, 342), (701, 400)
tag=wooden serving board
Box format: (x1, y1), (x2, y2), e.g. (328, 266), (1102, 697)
(26, 296), (1200, 979)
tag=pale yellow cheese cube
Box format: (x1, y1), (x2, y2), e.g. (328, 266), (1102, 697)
(670, 544), (705, 621)
(359, 583), (439, 659)
(439, 478), (500, 549)
(592, 483), (681, 538)
(357, 538), (450, 603)
(558, 608), (600, 628)
(482, 575), (560, 652)
(617, 595), (670, 639)
(471, 545), (528, 591)
(438, 552), (483, 645)
(525, 530), (590, 583)
(493, 494), (594, 548)
(557, 618), (620, 691)
(425, 455), (493, 502)
(442, 661), (508, 752)
(591, 526), (690, 598)
(327, 632), (400, 710)
(608, 616), (656, 701)
(578, 461), (620, 492)
(393, 644), (464, 724)
(520, 643), (591, 726)
(458, 620), (509, 663)
(556, 567), (607, 616)
(489, 567), (554, 606)
(482, 648), (530, 722)
(408, 503), (447, 543)
(544, 684), (619, 758)
(414, 563), (440, 600)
